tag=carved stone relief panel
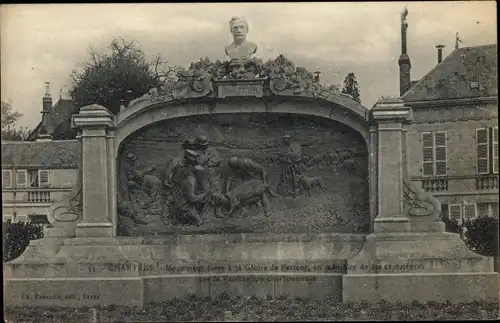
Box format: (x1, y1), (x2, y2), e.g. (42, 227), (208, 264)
(117, 113), (369, 236)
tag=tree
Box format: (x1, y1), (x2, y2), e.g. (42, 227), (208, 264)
(341, 72), (361, 103)
(69, 38), (179, 115)
(462, 217), (499, 257)
(1, 100), (30, 141)
(3, 220), (44, 262)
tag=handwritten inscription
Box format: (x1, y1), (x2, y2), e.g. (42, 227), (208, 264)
(218, 84), (263, 98)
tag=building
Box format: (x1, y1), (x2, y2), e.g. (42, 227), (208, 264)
(397, 13), (498, 224)
(26, 82), (79, 141)
(1, 84), (80, 225)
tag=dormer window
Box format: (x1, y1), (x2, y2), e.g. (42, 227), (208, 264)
(470, 81), (479, 89)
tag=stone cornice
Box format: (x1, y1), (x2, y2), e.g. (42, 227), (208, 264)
(72, 104), (115, 130)
(371, 101), (411, 122)
(404, 96), (498, 108)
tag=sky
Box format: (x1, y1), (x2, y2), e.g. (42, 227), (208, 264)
(0, 2), (497, 129)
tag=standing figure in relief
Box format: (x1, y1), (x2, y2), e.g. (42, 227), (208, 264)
(276, 134), (307, 197)
(195, 135), (223, 218)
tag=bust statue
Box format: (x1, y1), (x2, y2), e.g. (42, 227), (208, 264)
(225, 17), (258, 64)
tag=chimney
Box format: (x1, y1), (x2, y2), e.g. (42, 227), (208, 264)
(398, 7), (412, 96)
(39, 82), (53, 141)
(119, 99), (126, 112)
(436, 45), (445, 64)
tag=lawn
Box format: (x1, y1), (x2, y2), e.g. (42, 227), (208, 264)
(4, 294), (499, 322)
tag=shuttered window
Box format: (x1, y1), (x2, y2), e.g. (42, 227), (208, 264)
(15, 170), (28, 188)
(449, 204), (462, 221)
(435, 132), (447, 175)
(476, 128), (489, 174)
(422, 132), (434, 176)
(38, 170), (50, 187)
(2, 170), (12, 188)
(463, 202), (476, 219)
(493, 127), (498, 174)
(422, 131), (447, 176)
(477, 127), (499, 174)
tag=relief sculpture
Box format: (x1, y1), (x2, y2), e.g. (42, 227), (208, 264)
(117, 114), (369, 236)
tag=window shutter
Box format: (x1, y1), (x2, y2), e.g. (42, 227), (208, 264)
(2, 170), (12, 188)
(38, 170), (50, 187)
(422, 132), (434, 176)
(449, 204), (462, 221)
(493, 127), (498, 174)
(476, 128), (489, 174)
(463, 202), (476, 219)
(15, 170), (27, 188)
(435, 131), (447, 176)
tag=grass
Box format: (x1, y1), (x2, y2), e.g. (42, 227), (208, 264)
(4, 294), (499, 322)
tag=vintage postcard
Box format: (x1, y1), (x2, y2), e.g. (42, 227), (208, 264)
(2, 2), (498, 322)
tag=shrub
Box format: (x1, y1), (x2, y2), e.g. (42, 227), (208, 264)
(462, 217), (499, 257)
(3, 220), (44, 262)
(442, 216), (461, 234)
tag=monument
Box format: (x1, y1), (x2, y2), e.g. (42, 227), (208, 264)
(4, 17), (498, 307)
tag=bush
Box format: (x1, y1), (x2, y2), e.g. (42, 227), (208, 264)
(462, 217), (499, 257)
(442, 216), (461, 234)
(3, 220), (44, 262)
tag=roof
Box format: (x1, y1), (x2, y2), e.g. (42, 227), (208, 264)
(402, 44), (497, 102)
(27, 98), (79, 141)
(1, 140), (80, 168)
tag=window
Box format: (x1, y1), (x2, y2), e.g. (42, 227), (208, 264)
(29, 170), (39, 187)
(3, 215), (13, 223)
(2, 170), (12, 188)
(38, 170), (50, 187)
(28, 214), (50, 225)
(15, 170), (28, 188)
(16, 215), (27, 223)
(470, 81), (480, 89)
(476, 127), (498, 174)
(463, 201), (476, 219)
(448, 204), (462, 222)
(422, 131), (447, 176)
(477, 202), (499, 218)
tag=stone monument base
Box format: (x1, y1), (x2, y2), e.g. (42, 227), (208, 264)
(4, 232), (498, 307)
(4, 233), (364, 307)
(342, 232), (499, 304)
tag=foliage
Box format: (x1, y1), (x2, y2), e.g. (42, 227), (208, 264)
(3, 220), (44, 262)
(69, 38), (180, 115)
(441, 215), (462, 234)
(462, 216), (499, 257)
(341, 72), (361, 103)
(4, 296), (499, 322)
(1, 101), (30, 141)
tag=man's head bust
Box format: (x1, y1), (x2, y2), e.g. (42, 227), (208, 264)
(229, 17), (248, 43)
(225, 16), (257, 62)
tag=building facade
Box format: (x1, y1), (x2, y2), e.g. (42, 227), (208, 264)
(2, 83), (80, 225)
(2, 140), (80, 225)
(397, 15), (498, 224)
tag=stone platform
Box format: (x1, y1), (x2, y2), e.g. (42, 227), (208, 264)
(4, 232), (499, 307)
